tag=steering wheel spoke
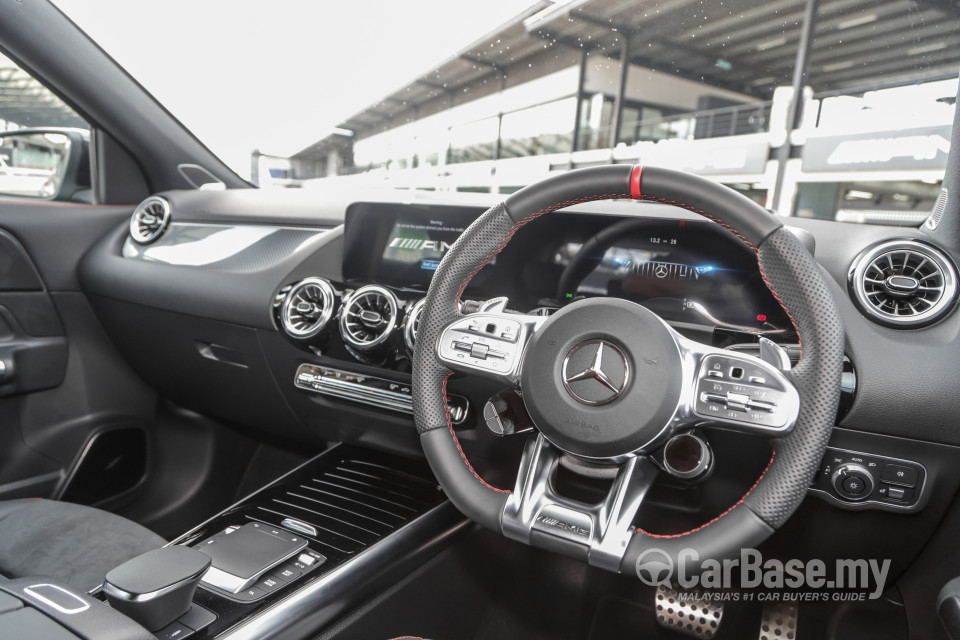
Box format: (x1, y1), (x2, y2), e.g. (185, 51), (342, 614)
(671, 331), (800, 437)
(435, 308), (546, 386)
(502, 434), (659, 571)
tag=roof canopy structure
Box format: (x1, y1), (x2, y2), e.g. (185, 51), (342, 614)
(295, 0), (959, 163)
(0, 62), (87, 129)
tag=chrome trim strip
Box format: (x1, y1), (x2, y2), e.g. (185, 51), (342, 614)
(24, 584), (90, 614)
(280, 518), (318, 538)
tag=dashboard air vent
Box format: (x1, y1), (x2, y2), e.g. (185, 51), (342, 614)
(849, 239), (958, 328)
(404, 298), (426, 352)
(129, 196), (171, 244)
(281, 278), (337, 339)
(340, 285), (399, 351)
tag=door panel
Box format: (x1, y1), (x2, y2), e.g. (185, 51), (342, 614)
(0, 201), (158, 508)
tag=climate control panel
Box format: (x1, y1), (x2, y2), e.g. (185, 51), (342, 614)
(809, 446), (926, 512)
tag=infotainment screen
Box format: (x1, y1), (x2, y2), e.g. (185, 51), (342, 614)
(342, 203), (484, 290)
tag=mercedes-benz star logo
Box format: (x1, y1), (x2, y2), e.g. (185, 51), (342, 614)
(562, 339), (630, 406)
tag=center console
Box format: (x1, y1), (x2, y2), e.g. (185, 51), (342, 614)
(108, 445), (461, 640)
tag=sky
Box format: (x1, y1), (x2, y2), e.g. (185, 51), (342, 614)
(52, 0), (537, 177)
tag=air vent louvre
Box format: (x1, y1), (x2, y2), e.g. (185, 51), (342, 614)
(128, 196), (171, 244)
(339, 285), (399, 350)
(281, 278), (336, 339)
(404, 298), (426, 352)
(849, 239), (958, 328)
(245, 456), (440, 556)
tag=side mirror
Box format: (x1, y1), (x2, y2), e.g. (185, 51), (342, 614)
(0, 128), (91, 203)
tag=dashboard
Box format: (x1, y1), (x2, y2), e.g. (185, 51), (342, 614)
(67, 182), (960, 640)
(75, 186), (960, 518)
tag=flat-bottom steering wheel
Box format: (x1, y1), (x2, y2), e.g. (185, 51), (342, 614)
(412, 165), (844, 579)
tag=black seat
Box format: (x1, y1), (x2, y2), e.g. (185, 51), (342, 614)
(0, 499), (165, 592)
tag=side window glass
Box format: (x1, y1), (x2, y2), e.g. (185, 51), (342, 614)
(0, 52), (92, 202)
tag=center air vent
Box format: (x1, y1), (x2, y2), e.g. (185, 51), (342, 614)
(404, 298), (426, 352)
(129, 196), (171, 244)
(340, 285), (399, 351)
(281, 278), (337, 338)
(849, 239), (958, 328)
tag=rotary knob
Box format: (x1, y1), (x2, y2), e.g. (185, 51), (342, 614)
(831, 463), (875, 501)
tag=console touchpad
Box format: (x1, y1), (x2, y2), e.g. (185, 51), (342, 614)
(197, 522), (307, 593)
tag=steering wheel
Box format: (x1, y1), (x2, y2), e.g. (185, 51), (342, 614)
(412, 165), (844, 580)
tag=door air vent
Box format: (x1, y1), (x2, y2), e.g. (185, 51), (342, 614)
(403, 298), (426, 352)
(849, 239), (958, 328)
(246, 454), (443, 556)
(339, 285), (399, 351)
(128, 196), (171, 244)
(281, 278), (337, 339)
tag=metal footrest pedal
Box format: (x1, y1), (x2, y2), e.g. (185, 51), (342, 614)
(759, 601), (798, 640)
(655, 584), (724, 638)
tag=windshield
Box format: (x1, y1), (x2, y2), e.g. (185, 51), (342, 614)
(54, 0), (960, 223)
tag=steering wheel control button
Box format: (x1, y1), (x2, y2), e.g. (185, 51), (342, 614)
(831, 463), (875, 501)
(881, 464), (919, 487)
(437, 313), (531, 379)
(662, 433), (712, 480)
(693, 353), (797, 434)
(520, 299), (683, 459)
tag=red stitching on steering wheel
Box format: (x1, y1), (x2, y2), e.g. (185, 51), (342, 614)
(442, 373), (511, 494)
(446, 166), (801, 518)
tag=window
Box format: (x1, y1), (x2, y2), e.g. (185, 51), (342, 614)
(447, 117), (499, 165)
(499, 98), (576, 158)
(0, 52), (91, 201)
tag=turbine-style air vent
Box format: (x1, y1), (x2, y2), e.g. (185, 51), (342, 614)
(281, 278), (337, 339)
(129, 196), (171, 244)
(849, 239), (958, 328)
(340, 285), (399, 351)
(404, 298), (426, 352)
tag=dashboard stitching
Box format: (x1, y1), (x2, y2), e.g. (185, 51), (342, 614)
(454, 193), (631, 309)
(443, 372), (511, 494)
(634, 448), (776, 538)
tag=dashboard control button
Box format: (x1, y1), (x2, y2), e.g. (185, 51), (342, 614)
(156, 622), (194, 640)
(881, 464), (918, 487)
(842, 476), (866, 495)
(233, 586), (265, 602)
(748, 376), (766, 385)
(707, 370), (723, 379)
(887, 486), (906, 500)
(257, 575), (282, 592)
(831, 463), (875, 501)
(273, 564), (302, 582)
(297, 553), (316, 567)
